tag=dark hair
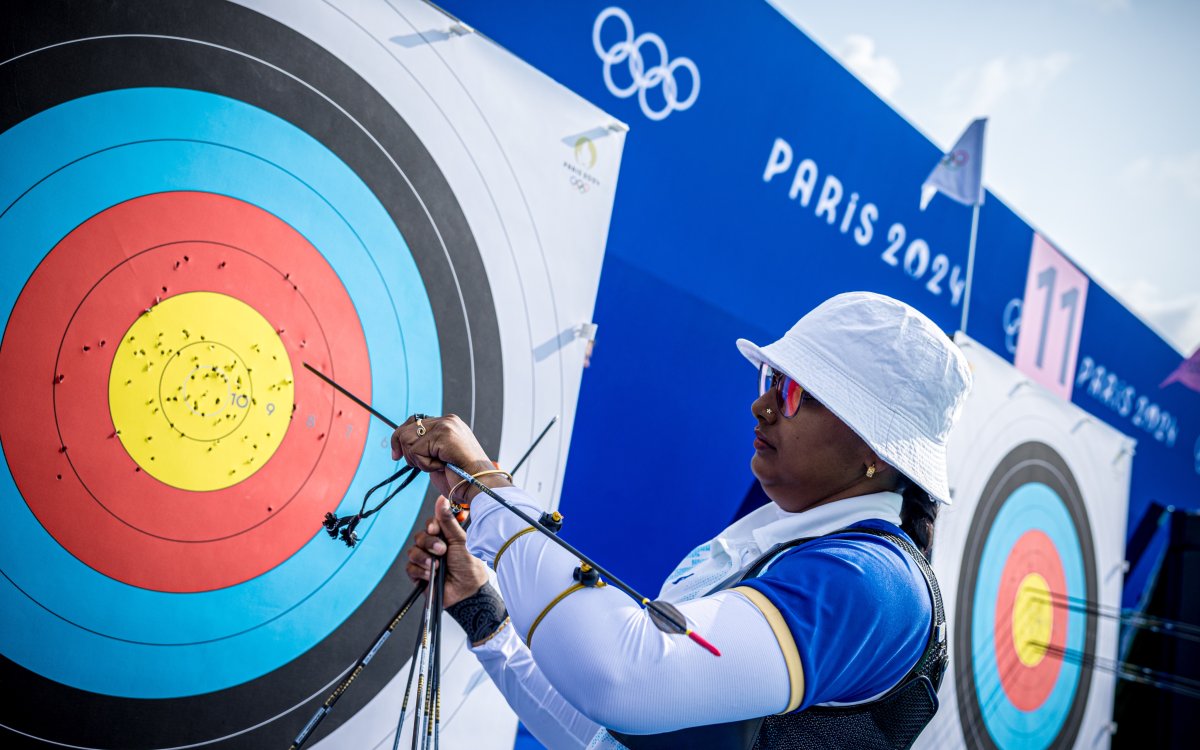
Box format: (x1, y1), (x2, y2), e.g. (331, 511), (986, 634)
(898, 479), (938, 560)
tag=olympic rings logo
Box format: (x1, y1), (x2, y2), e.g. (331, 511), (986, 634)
(592, 7), (700, 122)
(942, 149), (970, 169)
(569, 176), (590, 193)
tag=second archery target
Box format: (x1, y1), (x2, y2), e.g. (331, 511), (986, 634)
(954, 442), (1097, 749)
(919, 339), (1133, 750)
(0, 1), (505, 746)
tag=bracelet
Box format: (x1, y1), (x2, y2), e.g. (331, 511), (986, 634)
(446, 582), (509, 646)
(449, 468), (513, 504)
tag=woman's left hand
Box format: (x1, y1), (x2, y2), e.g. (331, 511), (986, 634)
(405, 497), (490, 607)
(390, 414), (494, 497)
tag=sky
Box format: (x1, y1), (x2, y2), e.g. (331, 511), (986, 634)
(771, 0), (1200, 355)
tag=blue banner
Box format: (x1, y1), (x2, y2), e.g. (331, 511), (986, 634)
(444, 0), (1199, 606)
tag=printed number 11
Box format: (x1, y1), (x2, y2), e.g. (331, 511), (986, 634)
(1034, 267), (1080, 386)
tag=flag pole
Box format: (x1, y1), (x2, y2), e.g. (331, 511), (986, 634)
(960, 201), (981, 335)
(922, 116), (986, 336)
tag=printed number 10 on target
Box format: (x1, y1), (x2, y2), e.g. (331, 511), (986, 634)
(1014, 235), (1089, 401)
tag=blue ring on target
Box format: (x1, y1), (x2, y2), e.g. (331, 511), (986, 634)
(970, 483), (1087, 749)
(0, 88), (441, 697)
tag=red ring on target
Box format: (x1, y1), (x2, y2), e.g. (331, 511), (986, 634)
(993, 529), (1069, 710)
(0, 191), (370, 592)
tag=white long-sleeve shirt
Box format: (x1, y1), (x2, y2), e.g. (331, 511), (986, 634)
(464, 487), (907, 749)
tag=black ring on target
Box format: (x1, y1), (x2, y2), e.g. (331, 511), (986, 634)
(0, 0), (501, 747)
(953, 441), (1098, 750)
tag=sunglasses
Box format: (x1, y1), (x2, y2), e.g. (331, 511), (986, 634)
(758, 363), (816, 418)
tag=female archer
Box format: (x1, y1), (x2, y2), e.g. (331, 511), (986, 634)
(395, 291), (971, 749)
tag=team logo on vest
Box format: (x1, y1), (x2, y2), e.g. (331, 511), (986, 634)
(592, 6), (700, 122)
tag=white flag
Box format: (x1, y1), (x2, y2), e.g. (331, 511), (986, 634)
(920, 117), (987, 210)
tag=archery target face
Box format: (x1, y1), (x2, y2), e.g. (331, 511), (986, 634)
(0, 1), (512, 747)
(955, 442), (1096, 749)
(918, 340), (1131, 750)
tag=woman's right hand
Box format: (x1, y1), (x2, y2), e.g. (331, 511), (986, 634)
(406, 496), (490, 607)
(391, 414), (499, 499)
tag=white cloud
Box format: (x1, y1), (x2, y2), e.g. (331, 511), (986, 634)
(1049, 149), (1200, 353)
(939, 52), (1073, 125)
(1087, 151), (1200, 354)
(1112, 278), (1200, 354)
(837, 34), (901, 99)
(1121, 151), (1200, 205)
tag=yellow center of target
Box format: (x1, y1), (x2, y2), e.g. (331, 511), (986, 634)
(108, 292), (294, 491)
(1012, 572), (1053, 667)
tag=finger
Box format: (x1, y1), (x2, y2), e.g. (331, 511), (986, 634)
(404, 448), (444, 475)
(406, 562), (430, 582)
(407, 546), (433, 569)
(426, 425), (451, 464)
(391, 428), (403, 462)
(391, 414), (421, 462)
(413, 528), (432, 548)
(419, 534), (446, 556)
(427, 427), (468, 473)
(396, 425), (419, 467)
(395, 419), (428, 467)
(435, 496), (468, 545)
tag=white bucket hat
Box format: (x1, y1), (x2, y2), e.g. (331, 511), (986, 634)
(736, 291), (972, 504)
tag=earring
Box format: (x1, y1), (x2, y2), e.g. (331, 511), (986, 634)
(866, 463), (876, 478)
(764, 408), (773, 416)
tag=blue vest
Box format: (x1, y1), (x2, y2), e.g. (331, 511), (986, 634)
(608, 526), (947, 750)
